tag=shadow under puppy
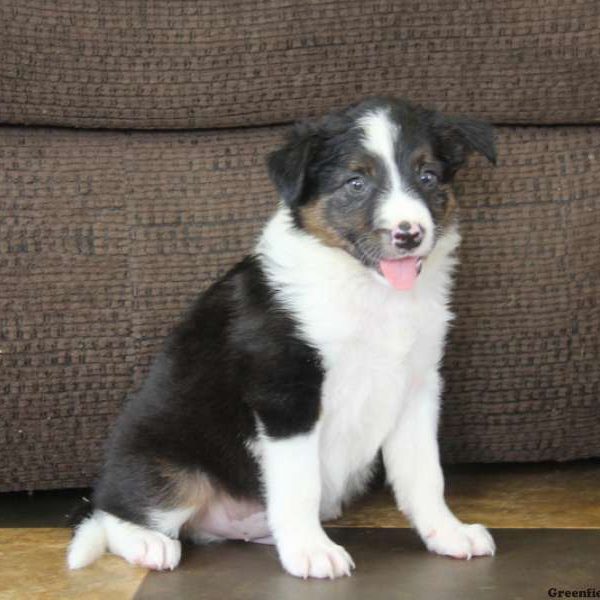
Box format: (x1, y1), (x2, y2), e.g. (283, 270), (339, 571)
(68, 96), (497, 579)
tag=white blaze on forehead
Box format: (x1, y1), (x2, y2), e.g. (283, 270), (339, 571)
(358, 108), (434, 245)
(358, 109), (402, 197)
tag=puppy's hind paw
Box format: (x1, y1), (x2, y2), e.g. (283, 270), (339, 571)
(126, 531), (182, 571)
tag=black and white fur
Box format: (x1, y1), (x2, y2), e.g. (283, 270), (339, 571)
(68, 97), (497, 579)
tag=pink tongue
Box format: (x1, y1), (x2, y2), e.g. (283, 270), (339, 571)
(379, 257), (419, 291)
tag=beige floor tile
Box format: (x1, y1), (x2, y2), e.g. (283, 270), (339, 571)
(332, 461), (600, 528)
(0, 529), (145, 600)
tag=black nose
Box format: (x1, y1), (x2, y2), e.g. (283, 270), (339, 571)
(392, 222), (425, 250)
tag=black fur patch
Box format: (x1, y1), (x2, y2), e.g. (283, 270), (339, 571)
(93, 257), (323, 525)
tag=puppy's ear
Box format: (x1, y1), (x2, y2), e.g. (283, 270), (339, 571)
(267, 124), (317, 207)
(432, 114), (497, 180)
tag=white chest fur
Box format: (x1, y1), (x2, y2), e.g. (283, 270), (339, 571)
(257, 209), (459, 515)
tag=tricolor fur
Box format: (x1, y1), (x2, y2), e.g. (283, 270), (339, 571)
(68, 97), (497, 579)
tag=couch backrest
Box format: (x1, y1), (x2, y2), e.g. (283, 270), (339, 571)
(1, 0), (599, 129)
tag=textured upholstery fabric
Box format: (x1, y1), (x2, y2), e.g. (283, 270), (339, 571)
(1, 0), (599, 491)
(1, 0), (599, 129)
(1, 125), (599, 491)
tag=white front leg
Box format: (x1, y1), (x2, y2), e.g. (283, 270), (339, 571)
(261, 424), (355, 579)
(382, 371), (495, 559)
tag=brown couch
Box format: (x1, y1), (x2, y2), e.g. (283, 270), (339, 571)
(1, 0), (599, 492)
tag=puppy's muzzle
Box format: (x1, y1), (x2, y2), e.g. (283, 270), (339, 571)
(392, 221), (425, 251)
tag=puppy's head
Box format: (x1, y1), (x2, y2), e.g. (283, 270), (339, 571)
(267, 97), (496, 290)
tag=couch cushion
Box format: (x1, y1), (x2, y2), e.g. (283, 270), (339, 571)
(1, 0), (599, 130)
(0, 124), (598, 491)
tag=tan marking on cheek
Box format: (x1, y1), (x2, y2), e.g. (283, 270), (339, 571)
(299, 197), (351, 251)
(442, 187), (458, 226)
(437, 185), (458, 230)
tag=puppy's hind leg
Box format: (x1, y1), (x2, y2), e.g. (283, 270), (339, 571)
(103, 507), (195, 571)
(69, 461), (212, 571)
(98, 466), (214, 570)
(68, 506), (194, 571)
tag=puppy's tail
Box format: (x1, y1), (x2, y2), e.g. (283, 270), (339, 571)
(67, 509), (107, 569)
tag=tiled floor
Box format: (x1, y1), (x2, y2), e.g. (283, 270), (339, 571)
(1, 461), (598, 599)
(138, 529), (600, 600)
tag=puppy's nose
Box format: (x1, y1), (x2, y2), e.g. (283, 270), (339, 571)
(392, 222), (425, 250)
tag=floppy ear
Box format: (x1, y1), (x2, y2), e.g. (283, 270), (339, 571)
(267, 125), (317, 207)
(432, 114), (497, 180)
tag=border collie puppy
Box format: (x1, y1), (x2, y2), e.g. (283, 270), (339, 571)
(68, 97), (497, 579)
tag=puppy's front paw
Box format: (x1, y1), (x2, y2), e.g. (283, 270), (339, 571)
(277, 535), (355, 579)
(424, 522), (495, 560)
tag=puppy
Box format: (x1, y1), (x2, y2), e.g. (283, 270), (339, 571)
(67, 97), (497, 579)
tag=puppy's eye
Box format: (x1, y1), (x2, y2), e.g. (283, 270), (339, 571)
(419, 170), (439, 189)
(346, 176), (366, 193)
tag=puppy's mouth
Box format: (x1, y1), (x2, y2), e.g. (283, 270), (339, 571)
(378, 256), (424, 291)
(351, 232), (428, 290)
